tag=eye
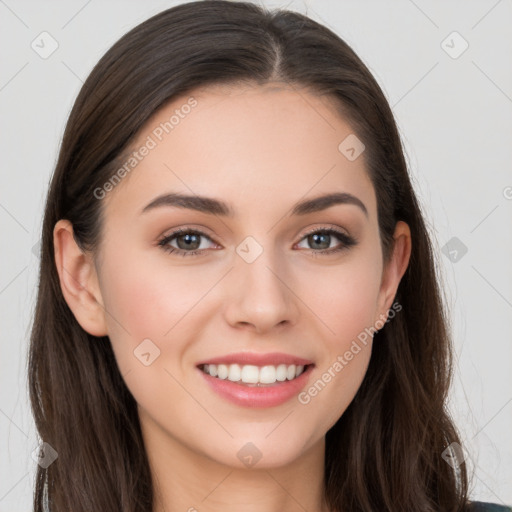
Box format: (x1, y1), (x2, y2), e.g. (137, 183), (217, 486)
(295, 226), (357, 256)
(157, 225), (358, 258)
(157, 228), (217, 257)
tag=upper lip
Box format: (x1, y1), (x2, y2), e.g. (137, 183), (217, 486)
(196, 352), (314, 367)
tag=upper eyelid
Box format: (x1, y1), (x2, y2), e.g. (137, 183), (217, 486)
(159, 227), (216, 243)
(301, 225), (350, 237)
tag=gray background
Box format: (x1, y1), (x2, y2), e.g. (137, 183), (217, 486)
(1, 0), (511, 509)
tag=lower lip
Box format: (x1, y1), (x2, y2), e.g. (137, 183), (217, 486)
(197, 365), (314, 408)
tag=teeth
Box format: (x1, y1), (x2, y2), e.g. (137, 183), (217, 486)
(241, 365), (259, 384)
(217, 364), (229, 380)
(228, 364), (241, 382)
(201, 363), (307, 384)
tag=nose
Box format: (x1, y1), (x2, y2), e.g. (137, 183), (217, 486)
(223, 246), (300, 334)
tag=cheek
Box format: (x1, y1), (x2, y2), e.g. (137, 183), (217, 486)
(103, 241), (206, 321)
(296, 255), (380, 427)
(303, 254), (382, 343)
(98, 248), (231, 388)
(98, 256), (202, 418)
(310, 348), (372, 436)
(298, 316), (373, 439)
(98, 252), (199, 371)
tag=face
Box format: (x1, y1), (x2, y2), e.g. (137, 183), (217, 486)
(59, 82), (409, 470)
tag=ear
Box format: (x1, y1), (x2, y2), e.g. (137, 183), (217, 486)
(53, 219), (108, 337)
(374, 220), (411, 323)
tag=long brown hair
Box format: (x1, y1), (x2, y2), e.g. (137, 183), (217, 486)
(28, 1), (473, 510)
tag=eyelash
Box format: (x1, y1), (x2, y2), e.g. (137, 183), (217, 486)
(157, 226), (357, 258)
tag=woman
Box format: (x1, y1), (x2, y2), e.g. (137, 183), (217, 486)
(28, 1), (511, 511)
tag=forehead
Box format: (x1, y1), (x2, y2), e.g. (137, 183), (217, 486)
(100, 82), (376, 223)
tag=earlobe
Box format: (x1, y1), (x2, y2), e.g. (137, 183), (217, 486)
(376, 221), (412, 322)
(53, 219), (108, 337)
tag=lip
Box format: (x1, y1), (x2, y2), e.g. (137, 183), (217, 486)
(197, 363), (315, 408)
(195, 351), (314, 367)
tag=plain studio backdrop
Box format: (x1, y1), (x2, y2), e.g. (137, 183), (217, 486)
(1, 0), (511, 510)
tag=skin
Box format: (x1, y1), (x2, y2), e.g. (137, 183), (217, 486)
(54, 81), (411, 512)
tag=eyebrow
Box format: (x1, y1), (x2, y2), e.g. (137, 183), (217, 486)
(140, 191), (368, 218)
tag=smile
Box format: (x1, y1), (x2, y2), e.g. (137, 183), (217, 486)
(197, 363), (315, 408)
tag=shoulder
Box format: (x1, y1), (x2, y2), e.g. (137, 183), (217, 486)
(467, 501), (512, 512)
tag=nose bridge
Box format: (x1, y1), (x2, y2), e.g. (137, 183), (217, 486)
(225, 233), (298, 331)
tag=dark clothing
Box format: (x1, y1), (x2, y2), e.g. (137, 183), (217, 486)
(467, 501), (512, 511)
